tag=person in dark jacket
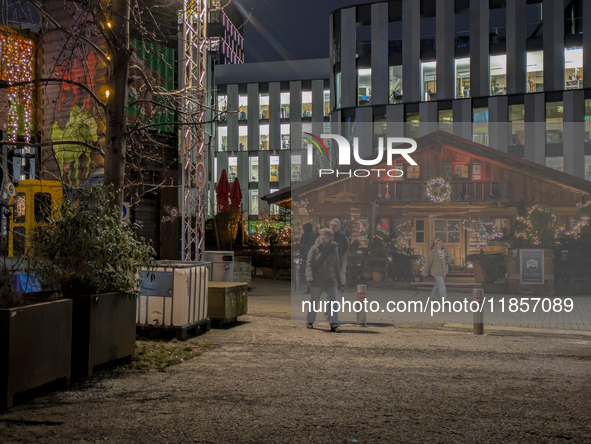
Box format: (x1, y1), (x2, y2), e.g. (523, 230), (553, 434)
(329, 218), (348, 292)
(298, 222), (318, 292)
(305, 228), (342, 332)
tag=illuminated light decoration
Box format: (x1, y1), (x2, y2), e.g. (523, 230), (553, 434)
(105, 89), (110, 99)
(426, 178), (451, 204)
(463, 218), (504, 248)
(0, 31), (34, 144)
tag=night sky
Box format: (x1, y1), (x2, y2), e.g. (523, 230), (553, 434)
(233, 0), (374, 63)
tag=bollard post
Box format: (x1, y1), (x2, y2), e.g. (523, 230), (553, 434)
(294, 259), (301, 292)
(356, 284), (367, 326)
(473, 288), (484, 335)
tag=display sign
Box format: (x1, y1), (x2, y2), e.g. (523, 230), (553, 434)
(122, 202), (131, 221)
(196, 163), (206, 188)
(520, 249), (544, 284)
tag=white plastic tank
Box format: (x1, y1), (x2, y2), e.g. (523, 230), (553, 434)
(137, 261), (209, 327)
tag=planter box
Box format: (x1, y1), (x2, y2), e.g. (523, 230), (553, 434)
(208, 282), (248, 326)
(1, 299), (72, 409)
(233, 257), (252, 286)
(69, 293), (136, 377)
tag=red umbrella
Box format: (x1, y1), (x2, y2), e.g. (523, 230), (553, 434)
(216, 169), (231, 212)
(229, 177), (243, 211)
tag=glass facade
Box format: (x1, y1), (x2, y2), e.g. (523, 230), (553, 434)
(406, 112), (420, 139)
(389, 65), (402, 104)
(291, 154), (302, 182)
(335, 72), (342, 109)
(546, 102), (563, 144)
(438, 109), (453, 134)
(324, 90), (330, 116)
(490, 55), (506, 95)
(302, 91), (312, 117)
(259, 124), (269, 150)
(280, 92), (290, 119)
(259, 93), (269, 119)
(527, 51), (544, 93)
(585, 156), (591, 181)
(586, 99), (591, 142)
(358, 68), (372, 106)
(509, 104), (525, 146)
(238, 95), (248, 120)
(228, 156), (238, 181)
(546, 156), (564, 172)
(455, 58), (470, 98)
(218, 95), (228, 121)
(218, 126), (228, 151)
(565, 47), (583, 90)
(421, 61), (436, 101)
(238, 126), (248, 151)
(473, 107), (489, 146)
(270, 155), (280, 182)
(249, 157), (259, 182)
(249, 190), (259, 215)
(281, 124), (290, 150)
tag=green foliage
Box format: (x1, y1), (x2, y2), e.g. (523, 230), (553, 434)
(31, 186), (157, 299)
(466, 252), (506, 284)
(388, 251), (417, 282)
(509, 205), (561, 249)
(246, 210), (291, 247)
(214, 209), (243, 249)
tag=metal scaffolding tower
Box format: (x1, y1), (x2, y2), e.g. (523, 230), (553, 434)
(178, 0), (208, 261)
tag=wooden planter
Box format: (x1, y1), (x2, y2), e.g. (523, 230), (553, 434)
(69, 293), (136, 377)
(1, 299), (72, 409)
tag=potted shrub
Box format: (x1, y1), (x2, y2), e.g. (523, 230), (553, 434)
(466, 252), (506, 284)
(32, 186), (156, 377)
(0, 262), (72, 409)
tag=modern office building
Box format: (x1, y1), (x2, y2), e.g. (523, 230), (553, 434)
(212, 59), (331, 221)
(207, 0), (245, 65)
(328, 0), (591, 179)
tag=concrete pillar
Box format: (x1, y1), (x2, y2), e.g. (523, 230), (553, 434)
(453, 99), (472, 140)
(436, 0), (455, 100)
(371, 2), (389, 105)
(488, 96), (508, 152)
(563, 90), (586, 178)
(402, 0), (420, 103)
(341, 7), (357, 108)
(506, 0), (526, 94)
(269, 82), (280, 151)
(470, 0), (489, 98)
(227, 84), (238, 151)
(247, 83), (258, 152)
(312, 79), (324, 123)
(583, 0), (591, 89)
(355, 107), (373, 159)
(524, 93), (545, 164)
(543, 0), (565, 92)
(419, 102), (438, 136)
(386, 104), (405, 138)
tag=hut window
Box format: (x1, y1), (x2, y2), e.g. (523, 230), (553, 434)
(453, 162), (469, 179)
(407, 165), (420, 179)
(415, 219), (425, 243)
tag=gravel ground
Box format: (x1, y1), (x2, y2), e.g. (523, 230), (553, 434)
(1, 285), (590, 443)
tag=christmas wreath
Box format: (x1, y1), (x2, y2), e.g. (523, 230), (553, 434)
(426, 178), (451, 204)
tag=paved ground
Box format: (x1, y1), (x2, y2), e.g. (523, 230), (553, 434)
(1, 279), (590, 443)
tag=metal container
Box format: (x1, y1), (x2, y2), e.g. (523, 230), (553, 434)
(203, 251), (234, 282)
(137, 261), (209, 327)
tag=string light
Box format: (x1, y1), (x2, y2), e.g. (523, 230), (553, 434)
(1, 31), (33, 144)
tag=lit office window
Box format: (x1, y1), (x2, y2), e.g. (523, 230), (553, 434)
(421, 61), (437, 101)
(218, 95), (228, 121)
(238, 95), (248, 120)
(585, 156), (591, 181)
(281, 124), (290, 150)
(270, 156), (280, 182)
(438, 109), (453, 134)
(473, 107), (489, 146)
(585, 99), (591, 142)
(358, 68), (372, 106)
(389, 65), (402, 104)
(228, 156), (238, 182)
(335, 73), (342, 109)
(238, 126), (248, 151)
(490, 55), (507, 95)
(302, 91), (312, 118)
(527, 51), (544, 93)
(259, 124), (269, 150)
(291, 154), (302, 182)
(280, 92), (290, 119)
(249, 157), (259, 182)
(218, 126), (228, 151)
(249, 189), (259, 215)
(546, 102), (563, 144)
(509, 104), (525, 146)
(323, 90), (330, 116)
(546, 157), (564, 172)
(269, 190), (280, 215)
(259, 94), (269, 119)
(406, 112), (420, 140)
(455, 58), (470, 98)
(565, 47), (583, 90)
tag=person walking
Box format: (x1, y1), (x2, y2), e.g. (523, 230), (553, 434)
(298, 222), (318, 294)
(329, 218), (348, 292)
(422, 238), (453, 300)
(305, 228), (342, 332)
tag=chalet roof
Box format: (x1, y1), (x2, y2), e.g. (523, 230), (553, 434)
(262, 131), (591, 207)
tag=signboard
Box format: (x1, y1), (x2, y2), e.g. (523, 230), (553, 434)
(520, 249), (544, 284)
(196, 163), (206, 188)
(122, 202), (131, 221)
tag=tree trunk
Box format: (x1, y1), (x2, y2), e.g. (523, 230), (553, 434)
(103, 0), (130, 210)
